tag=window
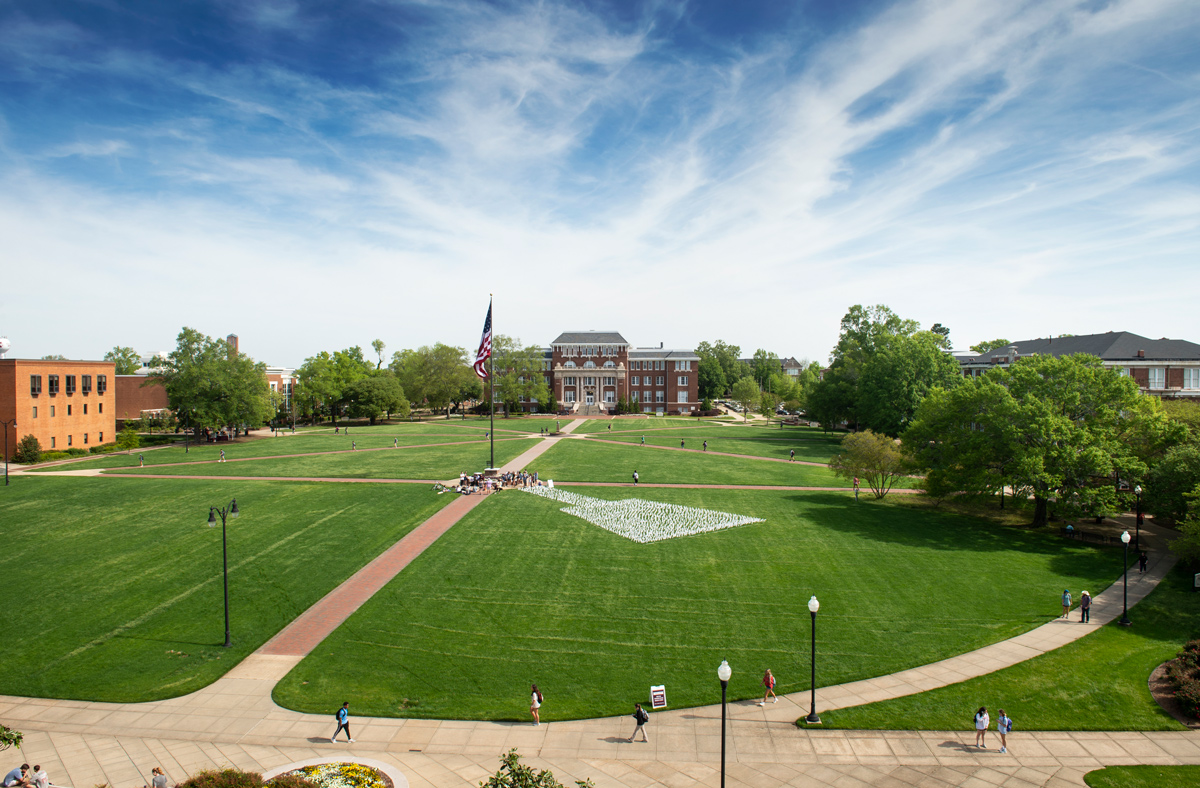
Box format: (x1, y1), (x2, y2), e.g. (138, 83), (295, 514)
(678, 376), (689, 386)
(32, 406), (37, 419)
(1118, 367), (1130, 377)
(677, 391), (689, 403)
(50, 405), (55, 417)
(82, 375), (92, 393)
(97, 374), (107, 394)
(270, 381), (277, 391)
(604, 361), (615, 368)
(565, 376), (576, 385)
(605, 391), (615, 403)
(67, 405), (72, 416)
(565, 391), (576, 403)
(50, 437), (55, 448)
(66, 375), (76, 394)
(30, 375), (41, 396)
(1185, 369), (1200, 389)
(83, 404), (88, 415)
(67, 435), (73, 446)
(603, 376), (616, 386)
(1148, 367), (1165, 389)
(631, 376), (639, 386)
(656, 390), (665, 402)
(99, 432), (103, 442)
(99, 402), (103, 414)
(48, 375), (59, 395)
(565, 361), (576, 368)
(656, 376), (665, 386)
(584, 361), (596, 368)
(631, 391), (639, 402)
(84, 433), (88, 444)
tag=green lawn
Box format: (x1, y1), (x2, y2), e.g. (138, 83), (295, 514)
(0, 476), (452, 702)
(35, 432), (489, 471)
(273, 487), (1121, 721)
(816, 565), (1200, 731)
(1085, 766), (1200, 788)
(528, 438), (850, 486)
(104, 438), (537, 480)
(575, 417), (710, 433)
(596, 432), (839, 464)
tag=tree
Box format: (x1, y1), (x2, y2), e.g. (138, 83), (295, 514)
(1169, 484), (1200, 566)
(828, 430), (908, 499)
(104, 346), (142, 375)
(482, 749), (593, 788)
(904, 354), (1161, 527)
(696, 340), (743, 398)
(346, 372), (407, 424)
(1145, 445), (1200, 524)
(152, 328), (274, 434)
(390, 344), (472, 417)
(759, 390), (780, 419)
(300, 347), (374, 424)
(750, 349), (780, 389)
(1163, 400), (1200, 438)
(857, 331), (963, 436)
(969, 338), (1010, 355)
(929, 323), (952, 348)
(14, 434), (41, 464)
(41, 354), (68, 361)
(371, 339), (386, 369)
(491, 336), (549, 417)
(730, 376), (760, 420)
(117, 425), (140, 452)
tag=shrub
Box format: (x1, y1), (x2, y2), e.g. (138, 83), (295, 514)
(117, 426), (140, 451)
(482, 750), (592, 788)
(1166, 638), (1200, 720)
(66, 447), (89, 457)
(14, 434), (41, 464)
(0, 723), (22, 751)
(39, 450), (71, 462)
(177, 768), (315, 788)
(89, 443), (121, 455)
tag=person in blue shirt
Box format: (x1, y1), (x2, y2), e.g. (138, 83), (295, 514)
(4, 766), (30, 788)
(331, 701), (354, 743)
(1061, 589), (1072, 619)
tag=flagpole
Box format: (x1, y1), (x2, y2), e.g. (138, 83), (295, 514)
(488, 294), (495, 470)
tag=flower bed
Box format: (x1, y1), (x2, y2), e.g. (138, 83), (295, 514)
(523, 486), (763, 543)
(281, 763), (392, 788)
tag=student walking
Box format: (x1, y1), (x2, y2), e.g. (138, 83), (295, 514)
(331, 702), (354, 742)
(530, 684), (543, 725)
(139, 454), (144, 467)
(632, 470), (639, 485)
(352, 441), (356, 451)
(219, 449), (226, 463)
(853, 477), (859, 501)
(996, 709), (1012, 753)
(628, 703), (649, 742)
(641, 435), (645, 445)
(1061, 589), (1072, 619)
(1080, 591), (1091, 623)
(760, 668), (777, 705)
(789, 449), (795, 462)
(703, 440), (708, 452)
(394, 438), (398, 448)
(680, 438), (685, 448)
(974, 706), (989, 749)
(1139, 552), (1149, 573)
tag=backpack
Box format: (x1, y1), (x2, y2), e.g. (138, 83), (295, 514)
(537, 691), (544, 703)
(636, 708), (648, 724)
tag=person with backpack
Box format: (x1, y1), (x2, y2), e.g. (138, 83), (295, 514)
(1079, 591), (1091, 623)
(331, 701), (353, 743)
(530, 683), (543, 725)
(760, 668), (777, 705)
(996, 709), (1012, 753)
(1061, 589), (1072, 619)
(973, 706), (989, 749)
(628, 702), (649, 742)
(632, 470), (639, 485)
(789, 449), (795, 462)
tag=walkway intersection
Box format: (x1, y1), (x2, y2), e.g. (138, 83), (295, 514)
(7, 423), (1200, 787)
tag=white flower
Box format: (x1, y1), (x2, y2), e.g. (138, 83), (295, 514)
(522, 487), (763, 543)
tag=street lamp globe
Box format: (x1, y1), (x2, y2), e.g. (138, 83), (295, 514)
(717, 659), (732, 682)
(808, 595), (820, 614)
(1121, 530), (1131, 544)
(207, 509), (216, 527)
(1135, 485), (1142, 495)
(230, 499), (239, 519)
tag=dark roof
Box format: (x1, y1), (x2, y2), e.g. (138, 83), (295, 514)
(550, 331), (628, 346)
(781, 357), (803, 369)
(960, 331), (1200, 364)
(628, 349), (700, 360)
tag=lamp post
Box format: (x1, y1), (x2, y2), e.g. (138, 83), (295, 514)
(1134, 485), (1142, 553)
(207, 499), (240, 647)
(717, 659), (731, 788)
(1119, 530), (1131, 627)
(805, 595), (822, 724)
(2, 418), (16, 486)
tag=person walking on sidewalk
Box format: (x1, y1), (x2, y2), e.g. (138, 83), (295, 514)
(331, 702), (354, 742)
(789, 449), (795, 462)
(219, 449), (226, 463)
(1080, 590), (1091, 623)
(996, 709), (1012, 753)
(530, 684), (543, 725)
(633, 470), (639, 485)
(1139, 552), (1149, 573)
(853, 477), (860, 501)
(641, 435), (645, 445)
(759, 668), (777, 705)
(1061, 589), (1072, 619)
(628, 703), (649, 742)
(973, 706), (989, 749)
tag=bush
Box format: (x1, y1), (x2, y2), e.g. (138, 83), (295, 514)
(13, 434), (41, 464)
(1166, 638), (1200, 720)
(38, 450), (71, 462)
(117, 426), (140, 451)
(176, 768), (314, 788)
(0, 723), (22, 751)
(88, 443), (121, 455)
(482, 750), (592, 788)
(66, 447), (89, 457)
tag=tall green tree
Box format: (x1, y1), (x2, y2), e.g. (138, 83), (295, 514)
(492, 336), (550, 417)
(1145, 445), (1200, 524)
(152, 328), (273, 434)
(371, 339), (386, 369)
(829, 430), (908, 499)
(390, 344), (472, 417)
(104, 346), (142, 375)
(695, 340), (744, 398)
(750, 349), (780, 389)
(730, 376), (760, 420)
(297, 347), (373, 425)
(904, 354), (1165, 527)
(346, 372), (407, 424)
(969, 338), (1010, 355)
(857, 331), (963, 436)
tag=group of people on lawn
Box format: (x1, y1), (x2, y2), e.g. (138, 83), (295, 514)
(457, 469), (541, 495)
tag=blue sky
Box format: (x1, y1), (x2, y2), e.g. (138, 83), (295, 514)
(2, 0), (1197, 366)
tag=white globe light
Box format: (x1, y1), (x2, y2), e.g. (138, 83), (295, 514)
(1121, 531), (1131, 544)
(808, 595), (820, 614)
(717, 659), (731, 682)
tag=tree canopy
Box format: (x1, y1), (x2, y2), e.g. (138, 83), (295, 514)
(298, 347), (374, 424)
(828, 430), (908, 499)
(695, 340), (746, 399)
(969, 338), (1010, 355)
(730, 376), (759, 419)
(391, 344), (473, 417)
(153, 328), (274, 432)
(104, 346), (141, 375)
(491, 335), (551, 415)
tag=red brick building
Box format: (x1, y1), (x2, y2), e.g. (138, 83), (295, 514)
(0, 359), (117, 460)
(546, 331), (700, 414)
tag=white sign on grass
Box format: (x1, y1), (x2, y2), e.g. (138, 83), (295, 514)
(522, 486), (763, 543)
(650, 685), (667, 709)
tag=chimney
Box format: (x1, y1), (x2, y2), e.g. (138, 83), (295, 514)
(660, 342), (664, 349)
(1137, 349), (1145, 358)
(227, 334), (239, 356)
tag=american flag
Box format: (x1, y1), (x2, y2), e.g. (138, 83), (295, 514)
(473, 302), (492, 379)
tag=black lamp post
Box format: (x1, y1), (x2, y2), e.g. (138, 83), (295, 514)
(805, 595), (822, 724)
(1134, 485), (1142, 553)
(207, 499), (240, 647)
(1119, 530), (1132, 627)
(717, 659), (731, 788)
(2, 418), (16, 486)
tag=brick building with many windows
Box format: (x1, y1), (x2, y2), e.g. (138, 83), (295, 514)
(0, 359), (117, 460)
(544, 331), (700, 414)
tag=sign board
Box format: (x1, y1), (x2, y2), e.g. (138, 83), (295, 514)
(650, 685), (667, 709)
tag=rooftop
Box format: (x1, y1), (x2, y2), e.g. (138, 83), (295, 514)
(550, 331), (629, 346)
(957, 331), (1200, 364)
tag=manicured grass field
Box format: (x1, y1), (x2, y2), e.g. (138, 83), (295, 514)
(816, 565), (1200, 731)
(528, 438), (851, 486)
(0, 476), (452, 702)
(35, 432), (489, 471)
(1085, 765), (1200, 788)
(596, 432), (840, 464)
(104, 438), (536, 480)
(575, 417), (710, 433)
(273, 487), (1121, 721)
